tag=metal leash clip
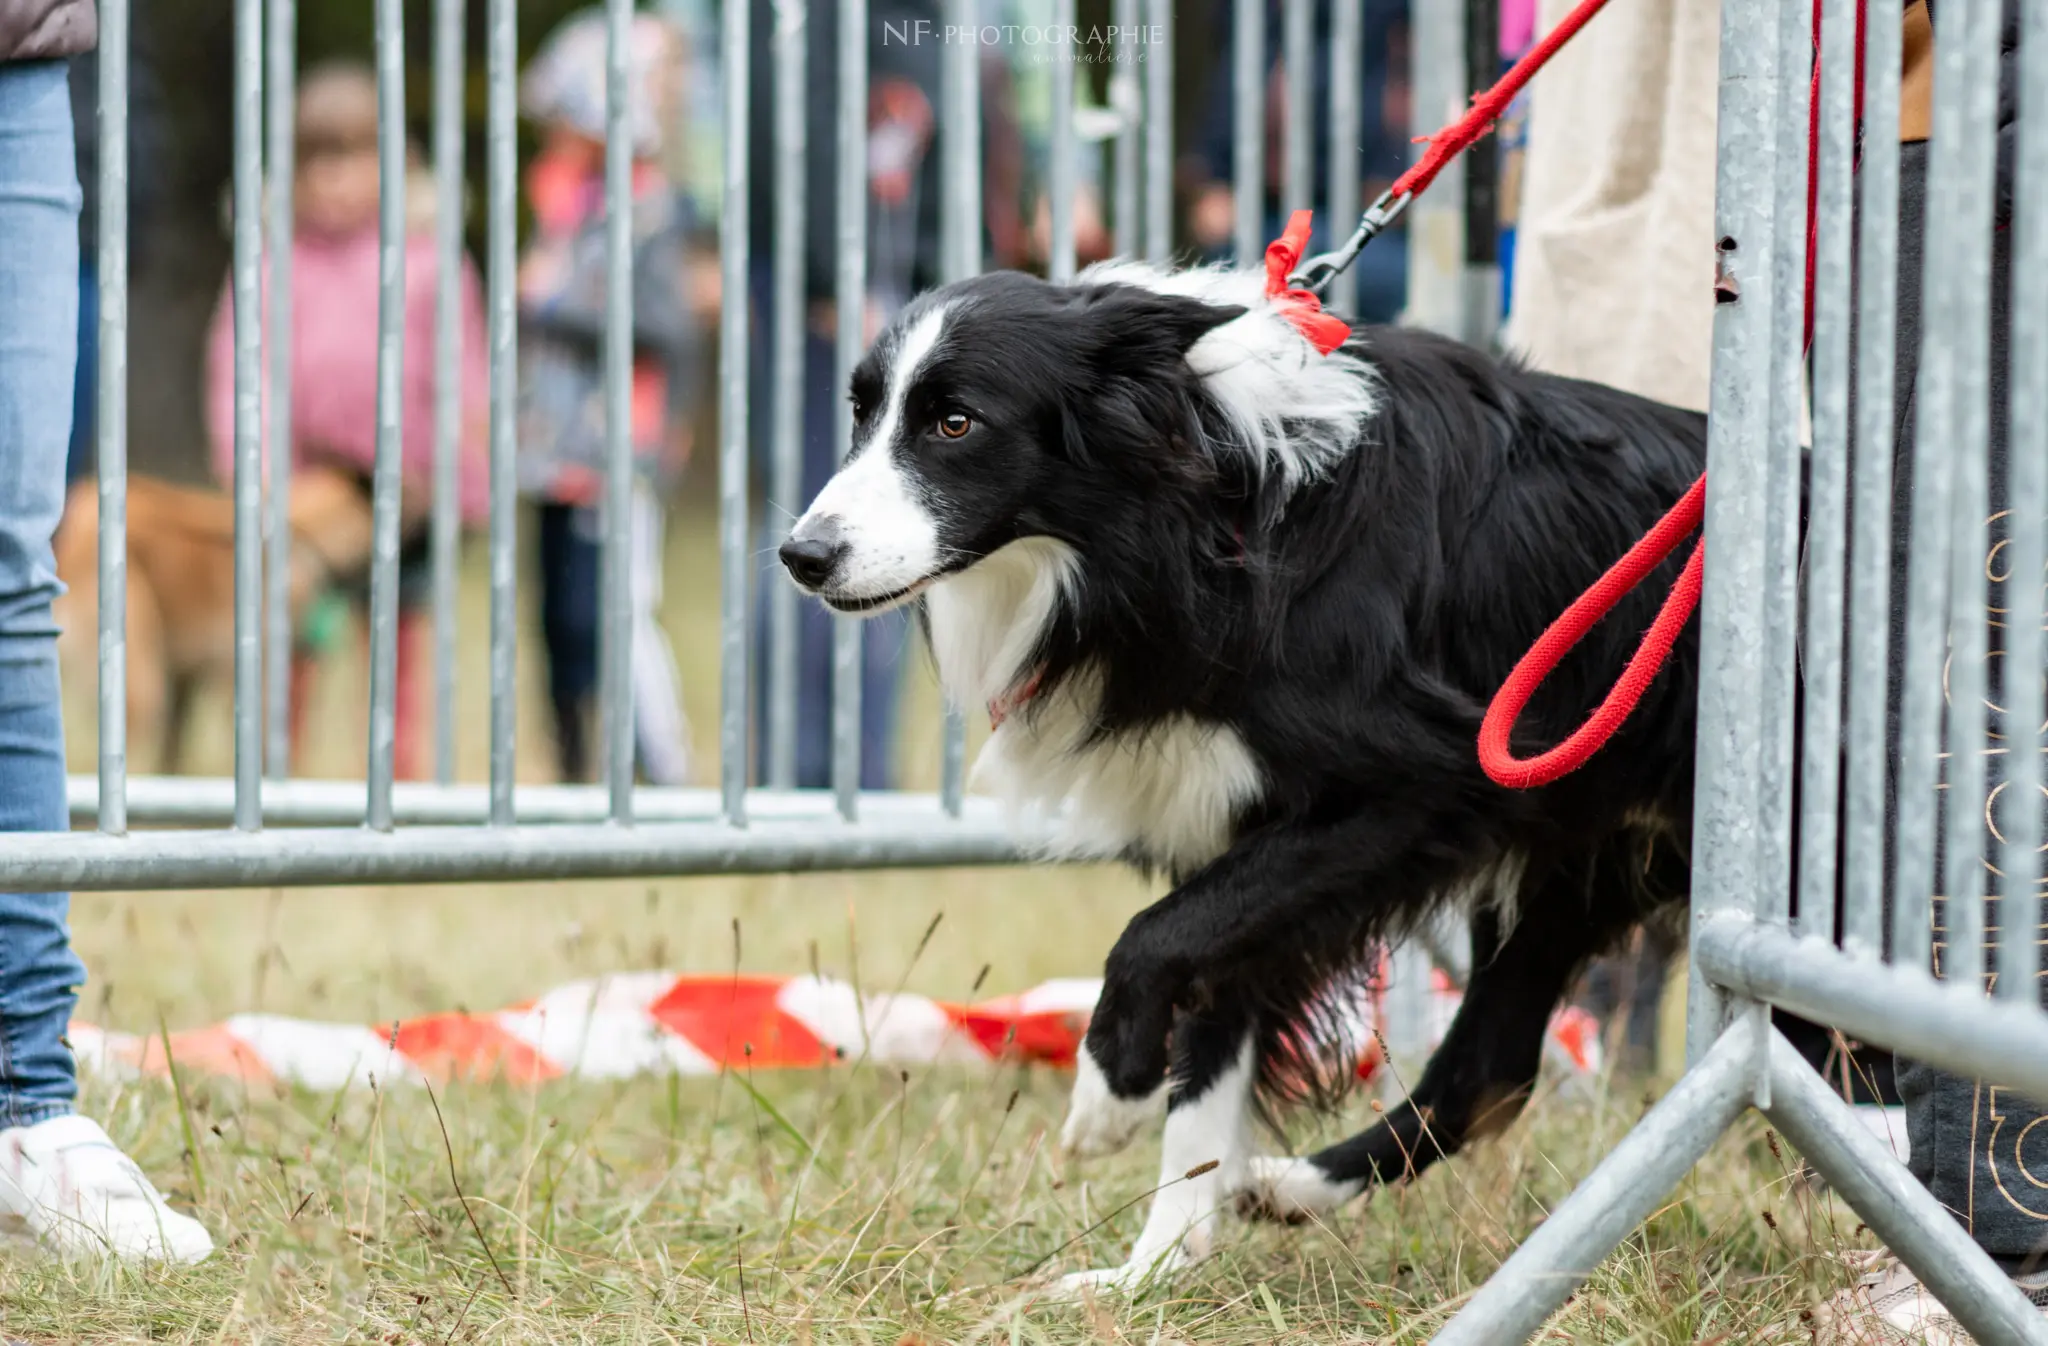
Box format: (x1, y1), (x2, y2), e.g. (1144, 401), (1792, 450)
(1286, 189), (1413, 296)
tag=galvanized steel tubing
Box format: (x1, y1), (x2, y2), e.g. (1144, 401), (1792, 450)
(431, 0), (465, 787)
(600, 0), (636, 821)
(1933, 0), (2006, 992)
(1048, 0), (1078, 283)
(487, 0), (518, 825)
(721, 0), (754, 824)
(1843, 0), (1903, 964)
(767, 0), (807, 794)
(1799, 0), (1859, 946)
(1231, 0), (1264, 265)
(939, 0), (981, 815)
(1112, 0), (1141, 257)
(2005, 0), (2048, 1001)
(232, 0), (264, 830)
(365, 0), (407, 831)
(1283, 0), (1313, 216)
(96, 0), (129, 834)
(263, 0), (295, 782)
(1685, 0), (1780, 1060)
(1144, 0), (1173, 263)
(1756, 0), (1811, 934)
(833, 0), (868, 820)
(1326, 0), (1362, 315)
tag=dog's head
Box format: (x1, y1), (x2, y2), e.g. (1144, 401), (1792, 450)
(777, 270), (1250, 614)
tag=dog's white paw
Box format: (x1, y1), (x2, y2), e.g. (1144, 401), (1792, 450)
(1235, 1155), (1363, 1224)
(1050, 1244), (1194, 1300)
(1060, 1046), (1167, 1158)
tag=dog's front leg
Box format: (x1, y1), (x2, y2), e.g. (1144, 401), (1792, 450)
(1055, 1016), (1255, 1298)
(1060, 806), (1436, 1161)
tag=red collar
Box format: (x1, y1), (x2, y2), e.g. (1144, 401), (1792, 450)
(987, 668), (1045, 730)
(1264, 210), (1352, 356)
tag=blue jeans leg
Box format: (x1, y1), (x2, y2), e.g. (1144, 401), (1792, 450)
(0, 60), (89, 1128)
(66, 260), (96, 484)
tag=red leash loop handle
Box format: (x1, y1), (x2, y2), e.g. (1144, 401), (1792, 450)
(1477, 475), (1706, 789)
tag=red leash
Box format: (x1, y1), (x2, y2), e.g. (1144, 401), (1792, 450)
(1290, 0), (1623, 293)
(1290, 0), (1844, 787)
(1473, 0), (1858, 788)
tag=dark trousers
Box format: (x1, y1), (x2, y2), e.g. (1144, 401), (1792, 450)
(1876, 141), (2048, 1253)
(536, 501), (601, 781)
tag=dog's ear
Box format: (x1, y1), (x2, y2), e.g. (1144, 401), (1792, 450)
(1072, 286), (1248, 372)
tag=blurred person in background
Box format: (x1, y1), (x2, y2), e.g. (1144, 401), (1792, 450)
(518, 8), (705, 788)
(1183, 0), (1413, 323)
(64, 32), (165, 484)
(0, 3), (212, 1262)
(203, 61), (491, 781)
(977, 1), (1113, 271)
(747, 0), (944, 791)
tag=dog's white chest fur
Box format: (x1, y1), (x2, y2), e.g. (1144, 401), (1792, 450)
(926, 539), (1265, 874)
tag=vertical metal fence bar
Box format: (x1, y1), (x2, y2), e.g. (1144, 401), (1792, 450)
(1326, 0), (1362, 316)
(95, 0), (129, 837)
(600, 0), (636, 822)
(1282, 0), (1311, 213)
(721, 0), (753, 826)
(1894, 0), (1972, 973)
(232, 0), (264, 833)
(1231, 0), (1264, 265)
(366, 0), (406, 832)
(833, 0), (868, 821)
(1843, 0), (1902, 962)
(1143, 0), (1173, 263)
(431, 0), (465, 787)
(262, 0), (295, 783)
(486, 0), (517, 827)
(941, 9), (981, 281)
(1687, 0), (1779, 1061)
(1112, 0), (1140, 256)
(1798, 0), (1855, 945)
(1939, 0), (2004, 994)
(2003, 0), (2048, 1001)
(939, 0), (980, 817)
(1756, 0), (1811, 934)
(1406, 0), (1466, 333)
(1049, 0), (1078, 283)
(767, 0), (807, 793)
(1462, 0), (1501, 346)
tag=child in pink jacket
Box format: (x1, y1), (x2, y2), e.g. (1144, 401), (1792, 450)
(204, 61), (488, 780)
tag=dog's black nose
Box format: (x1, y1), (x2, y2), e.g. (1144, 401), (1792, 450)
(779, 528), (847, 590)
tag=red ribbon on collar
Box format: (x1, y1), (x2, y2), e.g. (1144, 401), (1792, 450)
(1264, 210), (1352, 356)
(987, 668), (1045, 730)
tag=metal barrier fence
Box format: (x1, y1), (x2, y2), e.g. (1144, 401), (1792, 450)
(36, 0), (2048, 1339)
(36, 0), (1480, 894)
(1436, 0), (2048, 1337)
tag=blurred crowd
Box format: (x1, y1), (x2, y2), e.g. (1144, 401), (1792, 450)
(55, 0), (1558, 794)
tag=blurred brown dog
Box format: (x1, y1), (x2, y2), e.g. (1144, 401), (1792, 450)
(53, 466), (376, 774)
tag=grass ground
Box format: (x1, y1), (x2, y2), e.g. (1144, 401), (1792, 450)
(22, 494), (1874, 1341)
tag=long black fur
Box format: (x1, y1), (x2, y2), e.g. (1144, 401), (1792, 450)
(811, 269), (1843, 1210)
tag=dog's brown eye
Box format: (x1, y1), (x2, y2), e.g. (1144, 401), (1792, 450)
(937, 413), (972, 440)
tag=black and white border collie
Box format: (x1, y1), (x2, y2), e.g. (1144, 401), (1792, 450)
(780, 259), (1705, 1293)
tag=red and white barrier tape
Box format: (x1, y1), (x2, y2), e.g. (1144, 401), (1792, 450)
(69, 970), (1602, 1089)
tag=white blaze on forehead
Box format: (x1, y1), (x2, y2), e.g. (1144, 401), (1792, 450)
(797, 304), (951, 600)
(868, 304), (950, 459)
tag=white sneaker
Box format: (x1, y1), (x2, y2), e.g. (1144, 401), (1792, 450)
(0, 1115), (213, 1264)
(1814, 1252), (2048, 1344)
